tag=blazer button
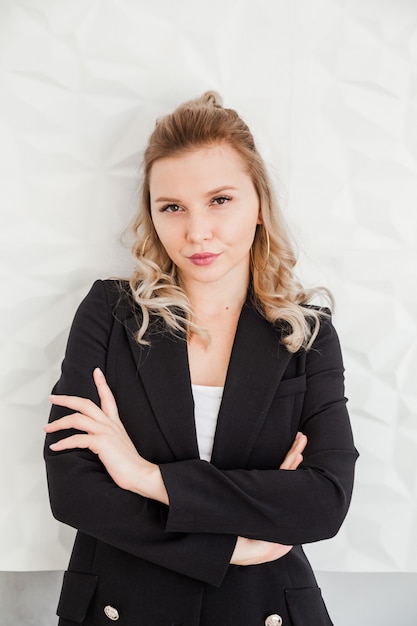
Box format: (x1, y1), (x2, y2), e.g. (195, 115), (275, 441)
(265, 615), (283, 626)
(104, 605), (120, 621)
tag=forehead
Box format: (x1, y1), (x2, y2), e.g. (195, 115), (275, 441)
(149, 144), (251, 189)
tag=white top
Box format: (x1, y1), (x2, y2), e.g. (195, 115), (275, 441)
(192, 384), (224, 462)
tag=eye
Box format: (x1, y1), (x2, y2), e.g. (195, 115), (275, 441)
(160, 204), (183, 213)
(211, 195), (231, 206)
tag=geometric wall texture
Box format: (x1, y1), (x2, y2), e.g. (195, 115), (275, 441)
(1, 0), (416, 572)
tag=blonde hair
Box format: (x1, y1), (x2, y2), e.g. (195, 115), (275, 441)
(127, 91), (331, 352)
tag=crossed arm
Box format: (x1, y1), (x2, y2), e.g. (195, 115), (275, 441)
(44, 367), (307, 566)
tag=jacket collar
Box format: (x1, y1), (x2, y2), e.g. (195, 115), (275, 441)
(124, 300), (292, 467)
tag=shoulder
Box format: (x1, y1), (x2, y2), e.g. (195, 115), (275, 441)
(90, 278), (129, 300)
(305, 309), (344, 373)
(83, 279), (133, 311)
(298, 304), (335, 341)
(71, 280), (142, 333)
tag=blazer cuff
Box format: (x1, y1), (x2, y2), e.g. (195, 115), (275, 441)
(160, 462), (237, 587)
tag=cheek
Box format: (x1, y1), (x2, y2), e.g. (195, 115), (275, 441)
(233, 215), (260, 244)
(153, 223), (181, 255)
(150, 215), (168, 243)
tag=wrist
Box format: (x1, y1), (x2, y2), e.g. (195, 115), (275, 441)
(132, 461), (169, 505)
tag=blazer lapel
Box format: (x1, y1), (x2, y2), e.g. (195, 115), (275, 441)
(210, 301), (292, 469)
(124, 315), (199, 461)
(123, 299), (292, 467)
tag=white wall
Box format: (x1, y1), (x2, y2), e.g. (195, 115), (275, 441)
(1, 0), (416, 577)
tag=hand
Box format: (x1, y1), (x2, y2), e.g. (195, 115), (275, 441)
(230, 431), (307, 566)
(44, 368), (168, 504)
(279, 431), (307, 470)
(230, 537), (293, 566)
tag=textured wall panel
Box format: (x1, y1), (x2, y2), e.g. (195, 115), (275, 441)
(1, 0), (416, 571)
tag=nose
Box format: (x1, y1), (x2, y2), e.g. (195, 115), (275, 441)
(185, 210), (212, 243)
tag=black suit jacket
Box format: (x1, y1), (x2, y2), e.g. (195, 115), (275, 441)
(44, 280), (358, 626)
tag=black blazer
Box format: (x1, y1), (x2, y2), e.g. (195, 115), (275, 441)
(44, 280), (358, 626)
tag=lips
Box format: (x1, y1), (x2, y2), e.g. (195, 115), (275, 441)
(188, 252), (221, 266)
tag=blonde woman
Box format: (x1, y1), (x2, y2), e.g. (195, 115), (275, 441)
(44, 92), (358, 626)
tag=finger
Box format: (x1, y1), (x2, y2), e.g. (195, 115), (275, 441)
(280, 456), (295, 471)
(284, 453), (304, 471)
(49, 433), (92, 452)
(93, 368), (120, 422)
(294, 431), (307, 453)
(291, 432), (307, 454)
(280, 433), (307, 470)
(44, 413), (99, 435)
(49, 394), (105, 423)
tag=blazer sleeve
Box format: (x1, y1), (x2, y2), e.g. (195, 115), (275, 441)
(44, 280), (236, 587)
(160, 314), (359, 545)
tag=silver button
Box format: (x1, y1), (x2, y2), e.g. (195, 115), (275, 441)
(265, 615), (283, 626)
(104, 605), (119, 621)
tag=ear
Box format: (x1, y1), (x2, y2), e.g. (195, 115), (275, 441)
(257, 208), (263, 225)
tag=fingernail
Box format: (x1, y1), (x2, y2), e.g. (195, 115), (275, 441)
(49, 443), (58, 450)
(295, 432), (302, 440)
(94, 367), (104, 376)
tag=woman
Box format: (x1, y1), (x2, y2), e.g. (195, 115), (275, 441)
(44, 92), (358, 626)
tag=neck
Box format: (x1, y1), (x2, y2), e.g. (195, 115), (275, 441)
(180, 277), (249, 319)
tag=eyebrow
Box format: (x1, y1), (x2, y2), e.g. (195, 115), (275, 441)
(154, 186), (238, 204)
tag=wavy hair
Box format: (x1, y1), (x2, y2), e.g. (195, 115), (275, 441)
(127, 92), (332, 352)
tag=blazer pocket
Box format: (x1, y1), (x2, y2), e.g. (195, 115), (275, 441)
(285, 587), (333, 626)
(57, 570), (99, 623)
(276, 374), (306, 398)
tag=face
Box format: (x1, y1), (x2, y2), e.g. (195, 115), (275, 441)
(149, 144), (261, 290)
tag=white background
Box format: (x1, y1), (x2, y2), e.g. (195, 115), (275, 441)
(1, 0), (416, 573)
